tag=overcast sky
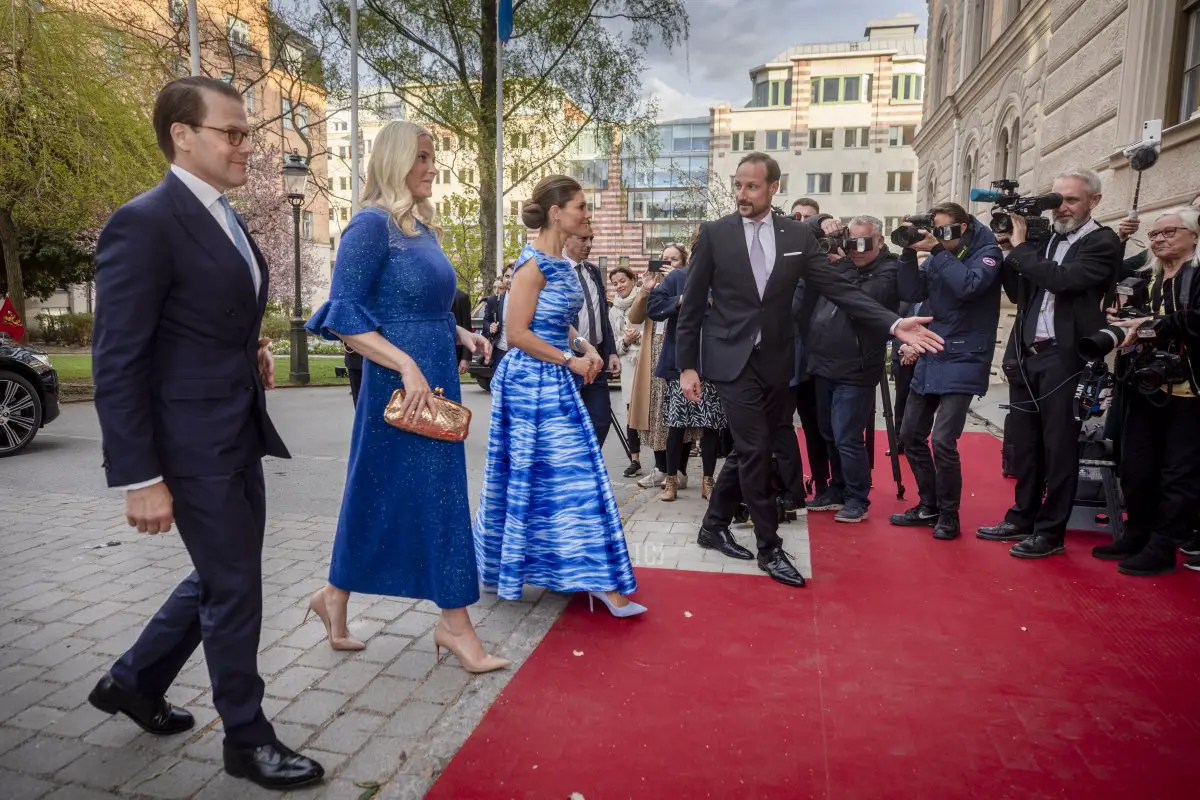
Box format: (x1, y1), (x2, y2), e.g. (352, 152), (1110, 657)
(642, 0), (928, 121)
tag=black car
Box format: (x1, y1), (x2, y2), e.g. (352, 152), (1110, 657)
(0, 333), (61, 456)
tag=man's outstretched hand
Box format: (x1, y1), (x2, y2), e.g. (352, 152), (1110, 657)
(894, 316), (944, 354)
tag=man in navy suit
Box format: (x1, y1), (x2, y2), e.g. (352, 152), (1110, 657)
(88, 76), (323, 790)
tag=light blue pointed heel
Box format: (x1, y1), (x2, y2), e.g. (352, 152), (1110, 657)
(587, 591), (648, 618)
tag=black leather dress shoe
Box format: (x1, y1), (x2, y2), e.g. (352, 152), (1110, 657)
(1009, 535), (1066, 559)
(757, 548), (807, 587)
(697, 526), (754, 560)
(1092, 535), (1149, 561)
(223, 741), (325, 790)
(976, 521), (1031, 542)
(87, 674), (194, 736)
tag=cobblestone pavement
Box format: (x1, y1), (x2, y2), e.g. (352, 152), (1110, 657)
(0, 489), (575, 800)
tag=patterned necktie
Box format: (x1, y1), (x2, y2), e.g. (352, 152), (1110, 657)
(749, 221), (768, 298)
(575, 263), (598, 346)
(218, 196), (260, 295)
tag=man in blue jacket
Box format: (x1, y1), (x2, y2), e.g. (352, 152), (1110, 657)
(889, 203), (1003, 540)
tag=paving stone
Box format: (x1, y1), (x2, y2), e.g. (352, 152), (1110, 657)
(44, 704), (109, 739)
(22, 639), (97, 669)
(276, 690), (348, 726)
(338, 734), (411, 784)
(0, 680), (61, 722)
(279, 778), (368, 800)
(0, 735), (95, 776)
(124, 757), (221, 799)
(411, 666), (472, 705)
(0, 767), (57, 800)
(315, 659), (384, 695)
(350, 676), (419, 716)
(41, 784), (126, 800)
(309, 709), (386, 754)
(266, 665), (327, 700)
(257, 646), (305, 676)
(56, 744), (158, 789)
(380, 700), (445, 739)
(191, 771), (286, 800)
(381, 651), (435, 682)
(354, 634), (414, 665)
(8, 705), (68, 732)
(384, 611), (439, 638)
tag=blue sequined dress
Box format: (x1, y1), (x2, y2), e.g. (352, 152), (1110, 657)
(473, 244), (637, 601)
(306, 207), (477, 609)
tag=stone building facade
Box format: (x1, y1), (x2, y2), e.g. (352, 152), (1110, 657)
(915, 0), (1200, 231)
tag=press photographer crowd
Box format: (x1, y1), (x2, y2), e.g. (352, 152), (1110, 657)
(474, 149), (1200, 584)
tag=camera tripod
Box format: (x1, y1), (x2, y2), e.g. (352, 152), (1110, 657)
(865, 368), (907, 500)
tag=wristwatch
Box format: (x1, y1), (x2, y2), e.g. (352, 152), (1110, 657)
(561, 350), (574, 366)
(571, 336), (586, 354)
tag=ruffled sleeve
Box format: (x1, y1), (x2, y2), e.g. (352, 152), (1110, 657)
(305, 209), (388, 340)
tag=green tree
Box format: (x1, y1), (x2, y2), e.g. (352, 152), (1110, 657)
(0, 2), (164, 321)
(320, 0), (687, 285)
(0, 226), (97, 302)
(438, 192), (525, 297)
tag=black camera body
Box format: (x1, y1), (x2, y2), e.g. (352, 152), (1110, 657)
(1133, 350), (1191, 394)
(970, 180), (1059, 245)
(817, 234), (875, 256)
(889, 214), (933, 248)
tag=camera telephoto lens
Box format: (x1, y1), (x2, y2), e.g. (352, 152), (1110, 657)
(1078, 326), (1125, 362)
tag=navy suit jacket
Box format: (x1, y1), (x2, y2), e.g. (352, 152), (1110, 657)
(92, 171), (290, 487)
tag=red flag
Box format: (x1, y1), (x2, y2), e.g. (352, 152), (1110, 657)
(1, 296), (25, 342)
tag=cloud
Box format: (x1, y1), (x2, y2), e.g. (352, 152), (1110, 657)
(640, 0), (928, 120)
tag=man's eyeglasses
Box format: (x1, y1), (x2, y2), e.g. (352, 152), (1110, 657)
(193, 125), (250, 146)
(1147, 227), (1182, 241)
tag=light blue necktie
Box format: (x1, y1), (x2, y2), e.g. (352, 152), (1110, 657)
(749, 220), (768, 298)
(218, 195), (259, 295)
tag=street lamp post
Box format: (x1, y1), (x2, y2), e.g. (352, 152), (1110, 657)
(282, 153), (311, 386)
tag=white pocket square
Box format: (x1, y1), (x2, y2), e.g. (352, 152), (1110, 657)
(782, 250), (803, 257)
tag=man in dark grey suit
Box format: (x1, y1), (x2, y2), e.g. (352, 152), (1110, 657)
(88, 76), (323, 790)
(675, 152), (943, 587)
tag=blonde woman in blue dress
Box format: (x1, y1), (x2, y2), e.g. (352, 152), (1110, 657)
(474, 175), (646, 617)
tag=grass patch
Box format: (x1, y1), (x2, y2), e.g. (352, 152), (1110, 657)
(47, 353), (349, 394)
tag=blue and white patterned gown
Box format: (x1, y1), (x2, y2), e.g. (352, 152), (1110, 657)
(473, 244), (638, 601)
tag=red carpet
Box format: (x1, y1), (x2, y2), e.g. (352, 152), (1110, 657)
(429, 432), (1200, 799)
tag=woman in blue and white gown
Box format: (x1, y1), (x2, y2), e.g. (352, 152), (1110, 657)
(473, 175), (646, 617)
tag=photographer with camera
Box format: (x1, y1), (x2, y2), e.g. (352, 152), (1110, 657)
(976, 169), (1122, 558)
(803, 216), (901, 522)
(1089, 208), (1200, 575)
(887, 203), (1003, 540)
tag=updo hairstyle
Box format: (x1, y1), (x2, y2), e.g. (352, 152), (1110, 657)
(521, 174), (583, 230)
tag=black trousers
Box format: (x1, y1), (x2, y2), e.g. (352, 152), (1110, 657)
(348, 366), (363, 407)
(1003, 349), (1083, 541)
(1120, 392), (1200, 545)
(794, 379), (829, 491)
(893, 361), (916, 436)
(704, 350), (796, 552)
(773, 398), (806, 505)
(899, 390), (973, 513)
(110, 463), (273, 747)
(578, 372), (611, 447)
(627, 425), (641, 456)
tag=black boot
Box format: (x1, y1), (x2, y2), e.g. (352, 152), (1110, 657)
(932, 512), (960, 540)
(1009, 534), (1066, 559)
(1118, 534), (1178, 576)
(1092, 532), (1149, 561)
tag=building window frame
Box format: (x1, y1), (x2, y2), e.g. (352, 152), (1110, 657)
(806, 173), (832, 194)
(1169, 0), (1200, 125)
(808, 128), (834, 150)
(843, 127), (870, 148)
(810, 74), (868, 105)
(891, 74), (925, 104)
(887, 171), (915, 193)
(888, 124), (917, 147)
(841, 172), (868, 194)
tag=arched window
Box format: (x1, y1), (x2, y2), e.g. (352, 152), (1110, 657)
(960, 147), (979, 208)
(994, 110), (1020, 181)
(964, 0), (988, 74)
(931, 11), (950, 108)
(926, 173), (939, 208)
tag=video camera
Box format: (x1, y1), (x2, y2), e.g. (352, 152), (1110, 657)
(969, 180), (1060, 244)
(817, 234), (876, 256)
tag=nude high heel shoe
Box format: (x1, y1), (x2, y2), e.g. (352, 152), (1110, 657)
(304, 589), (366, 651)
(433, 622), (511, 674)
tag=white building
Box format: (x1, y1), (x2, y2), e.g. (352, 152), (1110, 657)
(711, 14), (927, 232)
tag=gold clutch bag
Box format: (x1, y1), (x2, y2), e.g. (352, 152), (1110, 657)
(383, 387), (471, 442)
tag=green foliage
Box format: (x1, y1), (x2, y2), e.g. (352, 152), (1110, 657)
(320, 0), (687, 282)
(438, 193), (525, 296)
(0, 226), (96, 301)
(0, 1), (164, 318)
(33, 312), (94, 347)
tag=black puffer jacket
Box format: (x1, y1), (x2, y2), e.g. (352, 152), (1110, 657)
(805, 249), (902, 386)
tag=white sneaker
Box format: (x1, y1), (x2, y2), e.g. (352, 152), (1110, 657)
(637, 469), (665, 488)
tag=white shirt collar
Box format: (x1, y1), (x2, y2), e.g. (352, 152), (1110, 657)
(1062, 217), (1099, 242)
(170, 164), (225, 209)
(742, 214), (771, 228)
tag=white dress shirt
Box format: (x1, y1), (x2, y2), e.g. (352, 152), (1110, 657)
(1034, 217), (1100, 342)
(116, 165), (263, 493)
(497, 293), (510, 351)
(565, 255), (605, 347)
